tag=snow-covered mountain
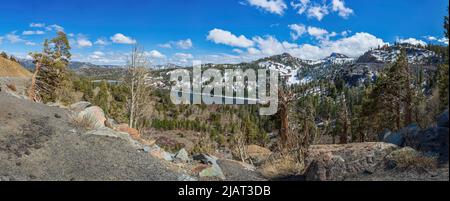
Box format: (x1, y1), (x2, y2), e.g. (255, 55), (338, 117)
(357, 45), (441, 64)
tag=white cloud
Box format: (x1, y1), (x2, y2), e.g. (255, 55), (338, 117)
(30, 23), (46, 28)
(174, 53), (193, 59)
(291, 0), (354, 20)
(76, 36), (93, 48)
(110, 33), (137, 44)
(291, 0), (310, 14)
(176, 39), (193, 49)
(397, 38), (427, 46)
(25, 41), (36, 46)
(159, 43), (172, 48)
(158, 39), (193, 49)
(426, 36), (438, 41)
(213, 32), (386, 61)
(438, 37), (449, 45)
(248, 47), (262, 55)
(307, 26), (329, 40)
(46, 24), (65, 32)
(307, 5), (329, 21)
(331, 0), (354, 18)
(341, 30), (351, 37)
(207, 28), (254, 48)
(288, 24), (306, 40)
(247, 0), (288, 15)
(424, 36), (449, 45)
(22, 30), (45, 35)
(83, 51), (130, 65)
(94, 38), (110, 46)
(232, 48), (244, 54)
(93, 51), (105, 56)
(145, 50), (166, 59)
(3, 32), (37, 46)
(5, 32), (25, 43)
(172, 53), (194, 65)
(0, 36), (3, 44)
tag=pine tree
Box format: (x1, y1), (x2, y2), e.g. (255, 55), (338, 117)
(94, 80), (110, 115)
(29, 32), (71, 103)
(437, 64), (449, 110)
(369, 50), (415, 131)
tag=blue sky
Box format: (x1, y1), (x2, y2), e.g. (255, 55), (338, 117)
(0, 0), (448, 65)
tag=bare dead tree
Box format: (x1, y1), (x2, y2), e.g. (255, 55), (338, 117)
(126, 46), (151, 129)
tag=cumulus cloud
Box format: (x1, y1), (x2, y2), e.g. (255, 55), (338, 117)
(110, 33), (137, 44)
(175, 39), (193, 49)
(424, 36), (449, 45)
(289, 25), (336, 41)
(425, 36), (438, 41)
(247, 0), (288, 15)
(207, 29), (386, 61)
(158, 39), (193, 49)
(22, 30), (45, 35)
(25, 41), (36, 46)
(46, 24), (65, 32)
(307, 26), (329, 40)
(3, 31), (37, 46)
(84, 51), (129, 65)
(76, 35), (93, 48)
(290, 0), (310, 14)
(438, 37), (449, 45)
(307, 5), (329, 20)
(288, 24), (307, 40)
(291, 0), (354, 20)
(30, 23), (46, 28)
(396, 38), (427, 46)
(171, 53), (194, 65)
(232, 48), (244, 54)
(5, 32), (25, 43)
(158, 43), (172, 48)
(94, 38), (110, 46)
(331, 0), (354, 18)
(145, 50), (166, 59)
(207, 28), (254, 48)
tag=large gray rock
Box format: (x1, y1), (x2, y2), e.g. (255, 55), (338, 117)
(147, 144), (173, 161)
(69, 101), (92, 113)
(405, 127), (449, 163)
(174, 148), (190, 163)
(305, 142), (399, 181)
(193, 154), (226, 180)
(383, 132), (405, 146)
(77, 106), (106, 129)
(399, 124), (421, 138)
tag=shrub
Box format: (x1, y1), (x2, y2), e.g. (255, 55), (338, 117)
(70, 114), (97, 131)
(386, 147), (438, 170)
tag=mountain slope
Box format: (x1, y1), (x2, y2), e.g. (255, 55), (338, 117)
(0, 91), (188, 181)
(0, 57), (32, 77)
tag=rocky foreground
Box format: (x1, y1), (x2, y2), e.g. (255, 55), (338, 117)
(0, 82), (448, 181)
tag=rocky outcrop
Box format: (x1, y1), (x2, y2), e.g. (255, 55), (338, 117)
(115, 124), (140, 139)
(380, 110), (449, 163)
(174, 148), (190, 163)
(193, 154), (226, 180)
(77, 106), (107, 129)
(69, 101), (92, 113)
(305, 142), (399, 181)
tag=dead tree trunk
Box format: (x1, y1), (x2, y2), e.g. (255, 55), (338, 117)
(28, 62), (41, 102)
